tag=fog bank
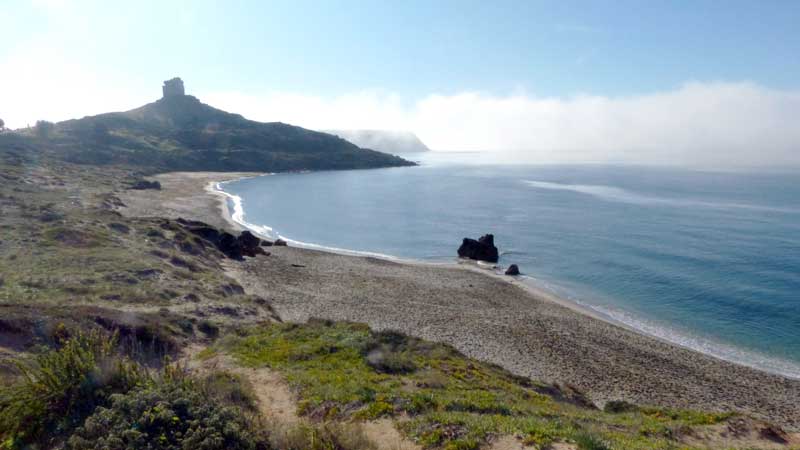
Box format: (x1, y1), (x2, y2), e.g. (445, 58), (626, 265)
(205, 82), (800, 168)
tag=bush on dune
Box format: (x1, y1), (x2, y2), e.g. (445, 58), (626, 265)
(66, 380), (261, 450)
(0, 326), (376, 450)
(0, 330), (263, 450)
(0, 330), (146, 448)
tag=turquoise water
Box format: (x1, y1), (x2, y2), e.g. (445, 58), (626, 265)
(221, 153), (800, 377)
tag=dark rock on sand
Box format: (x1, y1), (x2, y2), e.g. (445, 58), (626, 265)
(458, 234), (499, 263)
(218, 232), (243, 259)
(178, 218), (265, 259)
(274, 238), (288, 246)
(238, 230), (262, 257)
(130, 180), (161, 190)
(505, 264), (520, 276)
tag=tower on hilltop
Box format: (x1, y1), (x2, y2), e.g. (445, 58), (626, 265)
(162, 77), (185, 98)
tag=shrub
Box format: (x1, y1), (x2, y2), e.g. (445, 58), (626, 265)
(0, 331), (147, 448)
(603, 400), (639, 413)
(365, 348), (416, 374)
(266, 421), (376, 450)
(198, 320), (220, 338)
(200, 371), (258, 412)
(362, 330), (417, 374)
(574, 432), (610, 450)
(65, 380), (262, 450)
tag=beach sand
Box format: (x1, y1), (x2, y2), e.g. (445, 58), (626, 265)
(119, 171), (800, 431)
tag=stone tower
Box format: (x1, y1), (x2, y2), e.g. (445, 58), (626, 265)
(162, 77), (185, 98)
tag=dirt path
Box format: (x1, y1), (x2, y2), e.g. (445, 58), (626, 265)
(180, 344), (421, 450)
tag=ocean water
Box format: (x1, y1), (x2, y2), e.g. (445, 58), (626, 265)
(220, 153), (800, 378)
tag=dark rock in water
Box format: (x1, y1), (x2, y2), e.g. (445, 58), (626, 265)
(458, 234), (499, 263)
(130, 180), (161, 190)
(274, 238), (288, 247)
(505, 264), (520, 275)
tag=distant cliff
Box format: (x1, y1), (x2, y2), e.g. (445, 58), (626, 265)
(2, 78), (414, 172)
(325, 130), (430, 154)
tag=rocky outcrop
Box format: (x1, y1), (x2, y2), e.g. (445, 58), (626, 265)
(505, 264), (520, 276)
(237, 231), (263, 257)
(177, 218), (266, 259)
(457, 234), (499, 263)
(162, 77), (185, 98)
(274, 238), (288, 247)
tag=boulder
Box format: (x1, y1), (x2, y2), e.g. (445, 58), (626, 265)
(178, 219), (267, 259)
(457, 234), (499, 263)
(237, 230), (264, 257)
(505, 264), (520, 276)
(218, 232), (243, 259)
(274, 238), (288, 247)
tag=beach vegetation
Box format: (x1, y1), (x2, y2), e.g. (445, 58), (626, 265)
(221, 320), (746, 450)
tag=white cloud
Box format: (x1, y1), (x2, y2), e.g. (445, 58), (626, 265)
(0, 43), (145, 128)
(2, 51), (798, 168)
(204, 82), (800, 167)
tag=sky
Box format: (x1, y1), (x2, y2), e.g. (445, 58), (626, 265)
(1, 0), (799, 166)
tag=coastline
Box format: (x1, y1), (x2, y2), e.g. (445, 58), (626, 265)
(207, 174), (611, 321)
(209, 176), (800, 379)
(119, 171), (800, 431)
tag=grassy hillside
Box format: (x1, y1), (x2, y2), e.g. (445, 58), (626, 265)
(2, 93), (413, 172)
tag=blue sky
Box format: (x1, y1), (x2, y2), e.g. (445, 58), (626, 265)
(4, 0), (799, 97)
(2, 0), (799, 165)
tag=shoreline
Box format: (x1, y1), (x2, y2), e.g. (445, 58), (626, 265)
(210, 175), (800, 380)
(208, 174), (610, 316)
(119, 171), (800, 431)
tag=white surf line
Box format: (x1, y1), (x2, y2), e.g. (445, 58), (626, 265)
(517, 274), (800, 380)
(211, 178), (409, 262)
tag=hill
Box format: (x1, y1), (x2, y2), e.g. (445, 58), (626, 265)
(325, 129), (430, 154)
(3, 78), (413, 172)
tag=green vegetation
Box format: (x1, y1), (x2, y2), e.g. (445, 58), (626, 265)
(1, 92), (413, 173)
(222, 320), (735, 450)
(65, 378), (261, 450)
(0, 331), (145, 448)
(0, 329), (377, 450)
(0, 153), (273, 333)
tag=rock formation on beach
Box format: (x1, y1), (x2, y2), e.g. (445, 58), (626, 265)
(177, 218), (267, 259)
(505, 264), (520, 275)
(458, 233), (499, 262)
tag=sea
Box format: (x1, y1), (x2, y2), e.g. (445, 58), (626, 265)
(218, 152), (800, 378)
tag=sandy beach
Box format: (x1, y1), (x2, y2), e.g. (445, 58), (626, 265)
(119, 171), (800, 431)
